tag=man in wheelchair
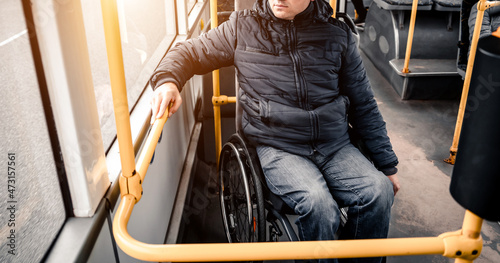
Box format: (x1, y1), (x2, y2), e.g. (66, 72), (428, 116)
(150, 0), (400, 262)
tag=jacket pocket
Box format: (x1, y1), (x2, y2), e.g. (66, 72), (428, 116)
(315, 96), (348, 121)
(343, 95), (350, 121)
(315, 96), (349, 141)
(263, 100), (311, 128)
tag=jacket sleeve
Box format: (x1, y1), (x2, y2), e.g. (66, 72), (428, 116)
(338, 30), (398, 174)
(468, 3), (493, 42)
(149, 12), (238, 91)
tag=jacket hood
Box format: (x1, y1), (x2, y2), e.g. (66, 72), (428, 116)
(253, 0), (333, 23)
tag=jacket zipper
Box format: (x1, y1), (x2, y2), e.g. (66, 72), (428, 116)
(311, 111), (320, 140)
(311, 111), (320, 154)
(288, 20), (316, 154)
(287, 20), (309, 110)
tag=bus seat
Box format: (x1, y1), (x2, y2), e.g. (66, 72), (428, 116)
(373, 0), (433, 10)
(432, 0), (461, 11)
(360, 0), (463, 99)
(432, 0), (462, 31)
(373, 0), (433, 33)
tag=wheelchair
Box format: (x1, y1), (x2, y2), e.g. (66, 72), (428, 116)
(216, 0), (358, 246)
(218, 132), (350, 244)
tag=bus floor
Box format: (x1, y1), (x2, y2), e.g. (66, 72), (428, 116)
(177, 51), (500, 263)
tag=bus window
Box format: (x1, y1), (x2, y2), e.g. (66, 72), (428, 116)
(0, 1), (66, 262)
(82, 0), (176, 151)
(188, 0), (198, 14)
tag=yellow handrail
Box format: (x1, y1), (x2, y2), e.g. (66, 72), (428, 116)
(402, 0), (419, 73)
(102, 0), (485, 261)
(101, 0), (135, 181)
(445, 0), (500, 164)
(136, 110), (169, 182)
(114, 195), (446, 261)
(330, 0), (337, 18)
(112, 198), (482, 262)
(210, 0), (223, 167)
(101, 0), (147, 202)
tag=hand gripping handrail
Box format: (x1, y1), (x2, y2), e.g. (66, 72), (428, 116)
(102, 0), (485, 261)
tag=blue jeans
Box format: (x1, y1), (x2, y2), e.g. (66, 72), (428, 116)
(256, 143), (394, 263)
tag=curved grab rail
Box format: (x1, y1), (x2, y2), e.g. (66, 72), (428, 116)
(113, 195), (448, 261)
(114, 197), (482, 262)
(102, 0), (485, 262)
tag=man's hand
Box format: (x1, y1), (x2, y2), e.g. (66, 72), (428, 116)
(387, 174), (401, 196)
(150, 82), (182, 124)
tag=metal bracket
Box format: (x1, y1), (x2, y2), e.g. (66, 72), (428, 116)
(478, 0), (500, 12)
(439, 230), (483, 261)
(119, 170), (143, 203)
(212, 95), (230, 105)
(444, 149), (457, 164)
(398, 10), (404, 30)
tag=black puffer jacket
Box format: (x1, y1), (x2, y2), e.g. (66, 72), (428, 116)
(150, 0), (398, 171)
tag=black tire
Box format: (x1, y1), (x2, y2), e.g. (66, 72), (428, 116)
(219, 135), (266, 243)
(229, 134), (266, 241)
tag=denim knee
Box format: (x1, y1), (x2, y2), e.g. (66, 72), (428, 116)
(365, 175), (394, 212)
(295, 190), (340, 240)
(297, 191), (338, 215)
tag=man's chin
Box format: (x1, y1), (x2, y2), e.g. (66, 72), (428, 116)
(273, 11), (292, 20)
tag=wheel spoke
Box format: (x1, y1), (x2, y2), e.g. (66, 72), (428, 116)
(219, 140), (265, 244)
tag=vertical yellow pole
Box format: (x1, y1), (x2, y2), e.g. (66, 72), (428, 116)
(330, 0), (337, 18)
(454, 210), (483, 263)
(101, 0), (136, 177)
(210, 0), (222, 167)
(445, 0), (487, 164)
(402, 0), (419, 73)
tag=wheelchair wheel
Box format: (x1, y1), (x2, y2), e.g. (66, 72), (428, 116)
(219, 135), (266, 243)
